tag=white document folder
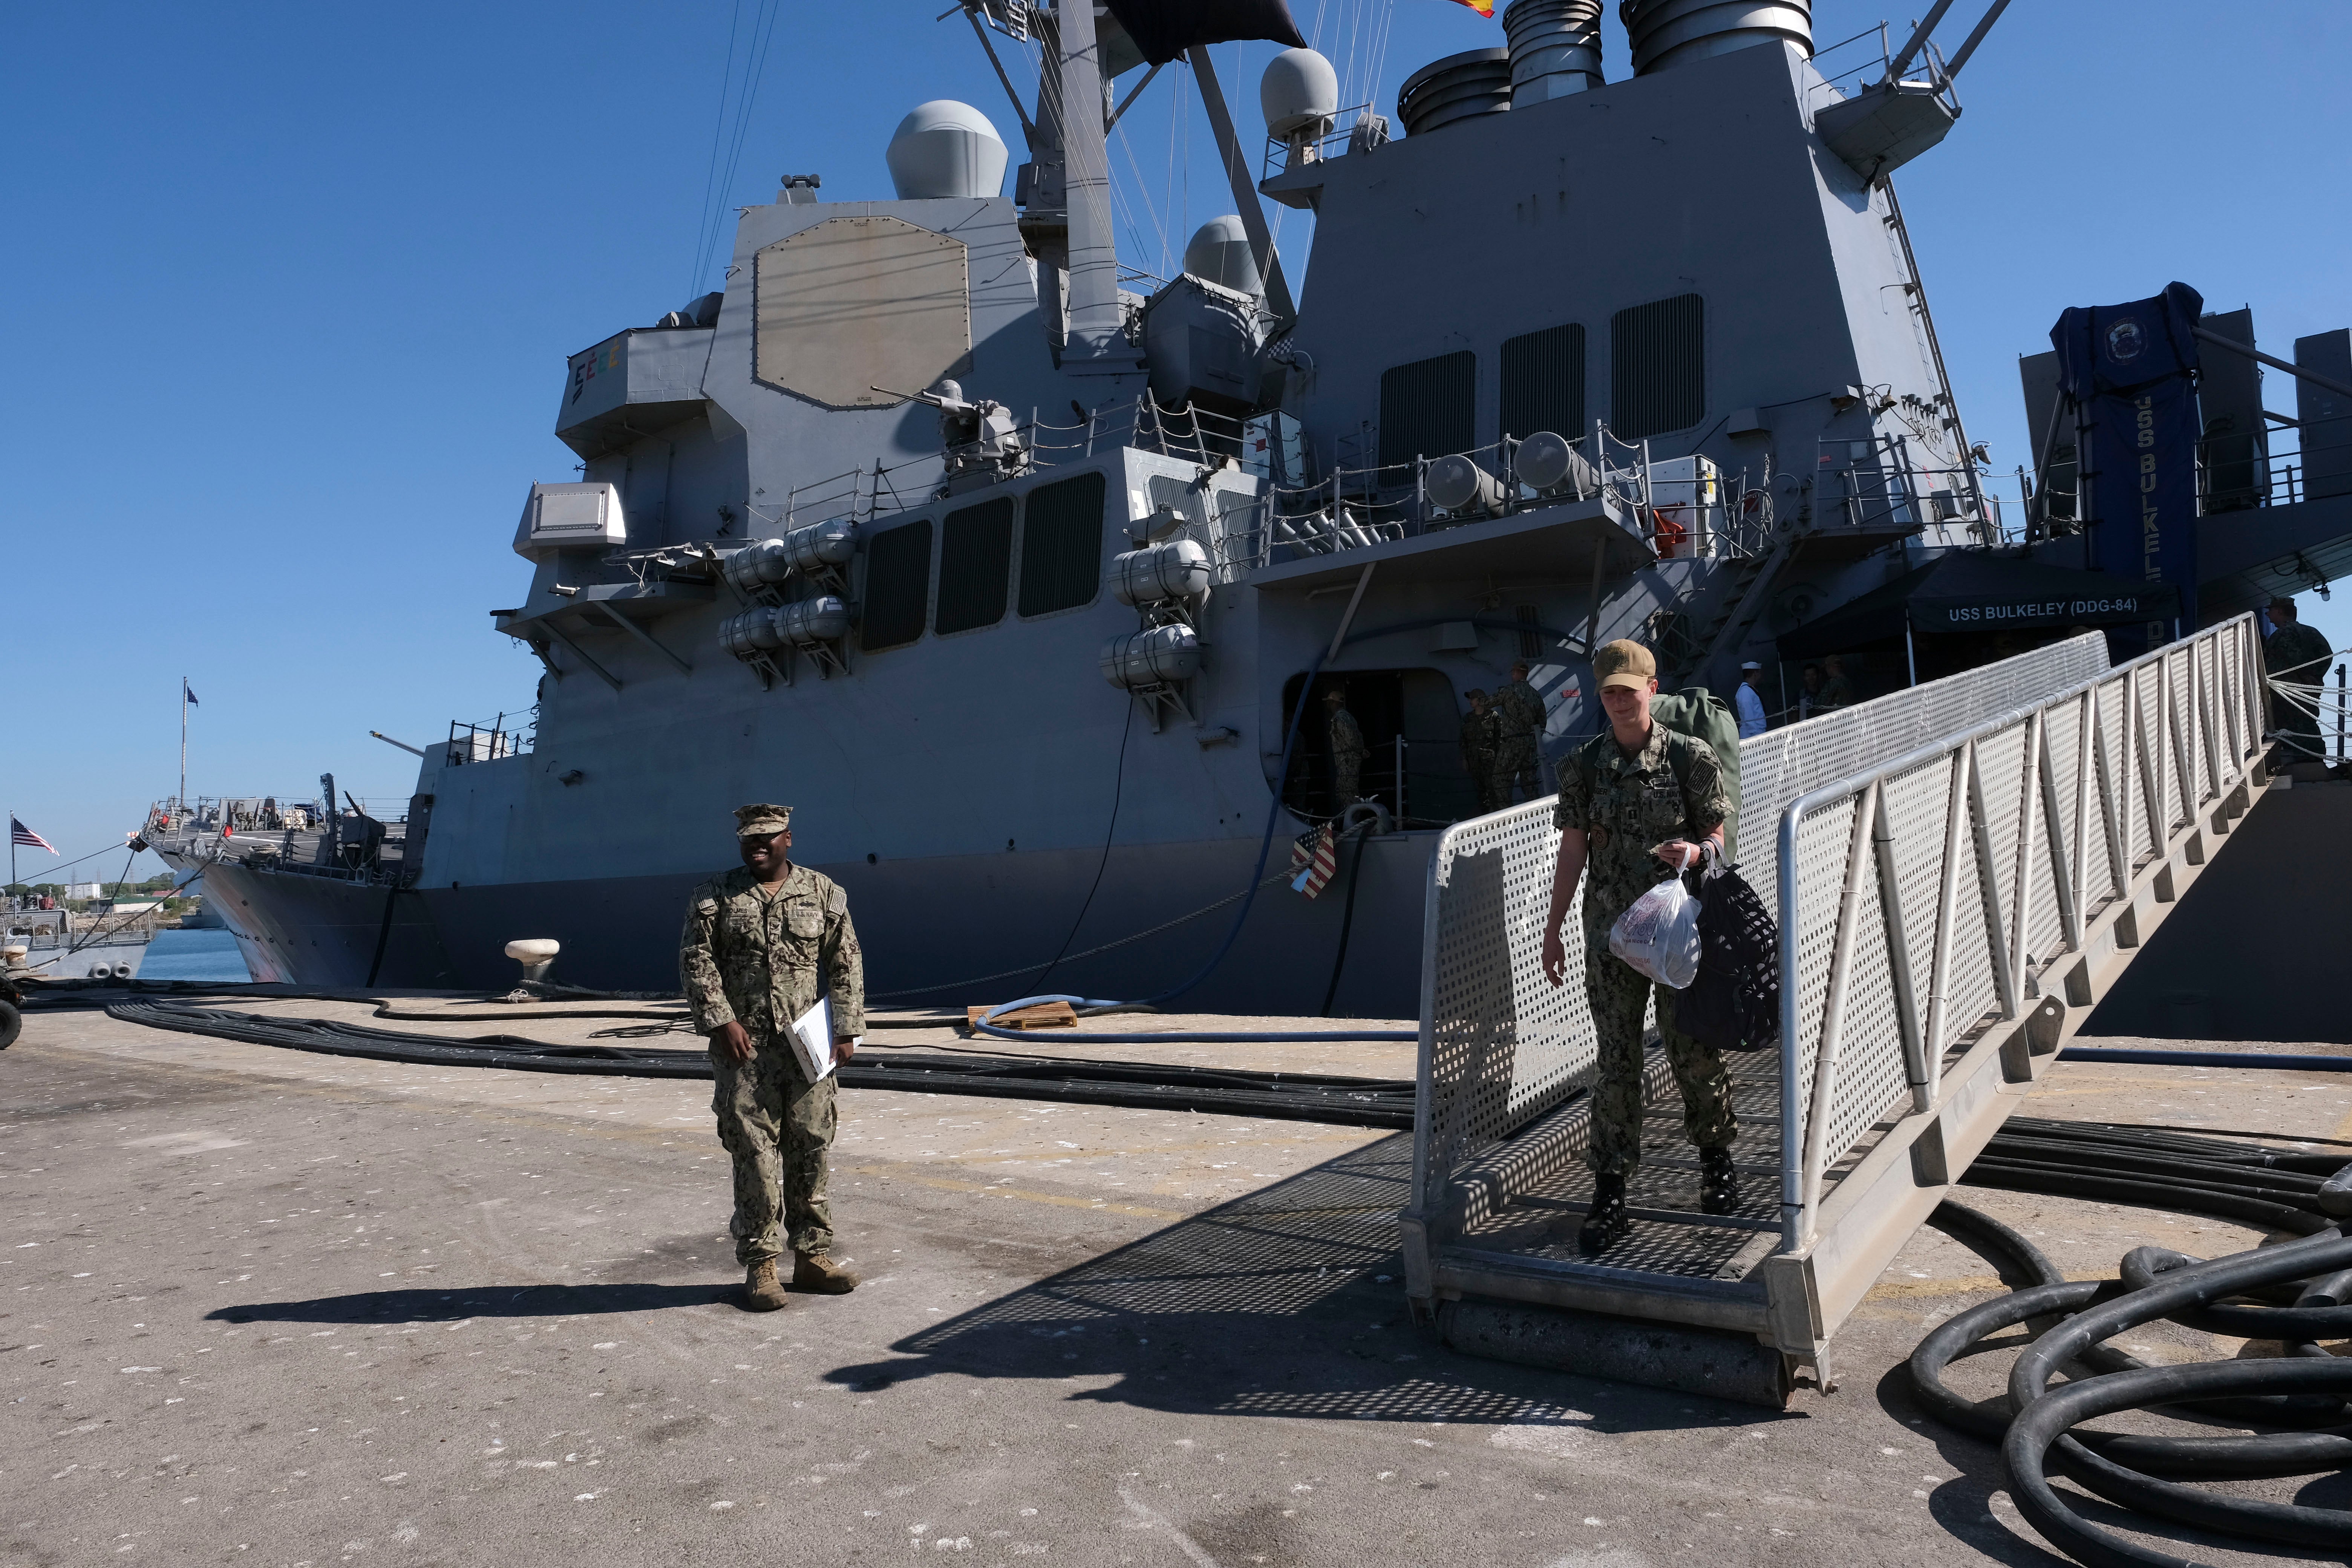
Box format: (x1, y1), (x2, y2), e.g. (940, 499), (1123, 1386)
(788, 996), (837, 1082)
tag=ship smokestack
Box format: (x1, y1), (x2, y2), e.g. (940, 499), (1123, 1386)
(1396, 49), (1513, 138)
(1504, 0), (1604, 105)
(1620, 0), (1811, 77)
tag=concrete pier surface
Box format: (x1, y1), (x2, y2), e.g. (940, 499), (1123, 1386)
(5, 998), (2349, 1566)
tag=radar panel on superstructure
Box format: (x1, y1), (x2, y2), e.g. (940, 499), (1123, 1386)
(754, 216), (972, 411)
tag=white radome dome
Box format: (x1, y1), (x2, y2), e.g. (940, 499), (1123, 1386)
(1182, 215), (1261, 295)
(1260, 48), (1340, 139)
(885, 100), (1009, 200)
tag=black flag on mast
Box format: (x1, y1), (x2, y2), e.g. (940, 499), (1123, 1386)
(1101, 0), (1307, 65)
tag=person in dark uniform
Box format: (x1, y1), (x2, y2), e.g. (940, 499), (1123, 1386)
(1326, 688), (1368, 809)
(1460, 690), (1501, 814)
(2265, 594), (2335, 766)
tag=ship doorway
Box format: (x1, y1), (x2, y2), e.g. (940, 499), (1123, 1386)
(1280, 669), (1479, 825)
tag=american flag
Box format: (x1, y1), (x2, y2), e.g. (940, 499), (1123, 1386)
(1289, 824), (1338, 899)
(11, 816), (57, 854)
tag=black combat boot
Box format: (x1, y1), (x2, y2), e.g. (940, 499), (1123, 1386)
(1578, 1172), (1632, 1255)
(1699, 1147), (1741, 1214)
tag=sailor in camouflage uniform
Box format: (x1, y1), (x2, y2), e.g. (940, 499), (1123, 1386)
(1460, 689), (1501, 815)
(1490, 662), (1546, 805)
(1539, 642), (1740, 1253)
(680, 804), (865, 1311)
(1325, 687), (1368, 808)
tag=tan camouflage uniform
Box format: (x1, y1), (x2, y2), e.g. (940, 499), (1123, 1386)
(1328, 704), (1368, 808)
(680, 862), (865, 1263)
(1491, 678), (1546, 804)
(1554, 723), (1738, 1176)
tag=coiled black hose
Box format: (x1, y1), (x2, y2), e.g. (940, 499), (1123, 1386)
(1913, 1115), (2352, 1568)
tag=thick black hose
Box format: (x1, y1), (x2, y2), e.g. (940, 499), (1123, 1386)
(2118, 1244), (2352, 1340)
(1924, 1199), (2061, 1285)
(2006, 1360), (2352, 1566)
(2058, 1046), (2352, 1072)
(1909, 1276), (2352, 1474)
(100, 999), (1417, 1128)
(1916, 1123), (2352, 1568)
(1961, 1156), (2332, 1235)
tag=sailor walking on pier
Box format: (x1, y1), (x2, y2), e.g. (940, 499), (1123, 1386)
(1537, 642), (1741, 1254)
(681, 804), (865, 1311)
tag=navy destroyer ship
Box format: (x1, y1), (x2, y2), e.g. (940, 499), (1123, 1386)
(145, 0), (2352, 1011)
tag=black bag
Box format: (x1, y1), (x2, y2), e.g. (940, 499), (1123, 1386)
(1676, 859), (1780, 1054)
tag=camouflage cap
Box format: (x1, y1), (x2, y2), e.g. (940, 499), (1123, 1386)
(733, 803), (793, 838)
(1594, 639), (1657, 692)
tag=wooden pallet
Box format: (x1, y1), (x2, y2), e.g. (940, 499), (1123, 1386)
(966, 1001), (1079, 1030)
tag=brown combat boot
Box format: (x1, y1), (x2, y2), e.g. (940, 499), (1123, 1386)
(742, 1257), (789, 1312)
(792, 1251), (858, 1294)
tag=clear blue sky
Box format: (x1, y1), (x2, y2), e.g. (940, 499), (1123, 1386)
(6, 0), (2349, 879)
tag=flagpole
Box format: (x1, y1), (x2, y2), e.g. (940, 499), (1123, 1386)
(179, 677), (188, 812)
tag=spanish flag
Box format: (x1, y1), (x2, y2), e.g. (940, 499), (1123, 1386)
(1449, 0), (1496, 14)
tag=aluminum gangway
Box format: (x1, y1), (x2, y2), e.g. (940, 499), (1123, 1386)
(1400, 616), (2270, 1404)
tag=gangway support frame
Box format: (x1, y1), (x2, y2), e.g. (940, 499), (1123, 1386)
(1403, 618), (2269, 1392)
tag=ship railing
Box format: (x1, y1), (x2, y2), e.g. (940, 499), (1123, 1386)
(145, 794), (334, 837)
(446, 718), (529, 766)
(2195, 413), (2352, 513)
(1813, 432), (1935, 533)
(1999, 413), (2350, 543)
(1802, 20), (1962, 116)
(1404, 619), (2266, 1369)
(778, 468), (868, 531)
(1258, 102), (1385, 181)
(1214, 425), (1794, 571)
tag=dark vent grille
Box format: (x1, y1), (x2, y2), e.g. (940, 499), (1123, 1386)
(1516, 604), (1541, 660)
(1500, 324), (1585, 440)
(1018, 472), (1106, 618)
(1609, 294), (1705, 439)
(1378, 350), (1477, 468)
(934, 498), (1014, 635)
(858, 518), (932, 652)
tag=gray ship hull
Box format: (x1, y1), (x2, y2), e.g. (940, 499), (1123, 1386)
(187, 830), (1436, 1015)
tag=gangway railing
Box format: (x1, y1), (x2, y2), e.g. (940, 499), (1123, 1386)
(1402, 618), (2268, 1395)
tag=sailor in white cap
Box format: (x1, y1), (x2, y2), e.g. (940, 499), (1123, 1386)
(1735, 660), (1769, 739)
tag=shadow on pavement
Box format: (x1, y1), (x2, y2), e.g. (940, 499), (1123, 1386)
(206, 1281), (734, 1323)
(827, 1132), (1779, 1431)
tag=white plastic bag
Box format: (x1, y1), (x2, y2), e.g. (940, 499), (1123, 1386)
(1609, 863), (1703, 990)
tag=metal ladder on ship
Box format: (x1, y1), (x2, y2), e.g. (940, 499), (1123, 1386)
(1400, 616), (2271, 1405)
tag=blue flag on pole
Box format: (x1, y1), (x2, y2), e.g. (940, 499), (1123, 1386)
(183, 680), (199, 707)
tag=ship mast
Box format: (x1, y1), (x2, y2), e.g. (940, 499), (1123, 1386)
(1048, 1), (1126, 367)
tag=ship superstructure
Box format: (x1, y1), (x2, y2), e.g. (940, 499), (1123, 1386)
(150, 0), (2346, 1011)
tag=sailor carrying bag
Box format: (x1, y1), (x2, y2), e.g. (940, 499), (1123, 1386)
(1578, 687), (1777, 1049)
(1677, 842), (1781, 1054)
